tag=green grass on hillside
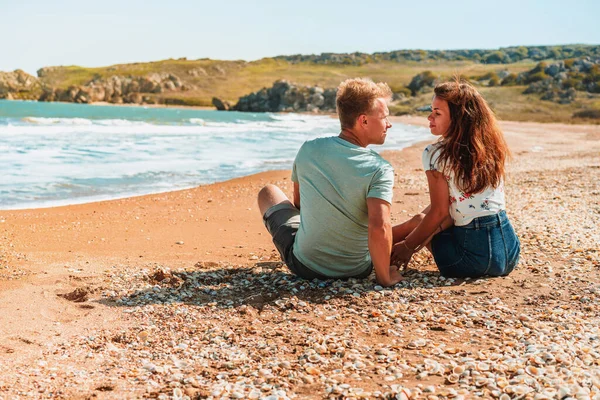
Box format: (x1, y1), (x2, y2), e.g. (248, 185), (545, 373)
(35, 57), (600, 124)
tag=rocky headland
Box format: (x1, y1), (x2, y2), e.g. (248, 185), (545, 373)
(214, 80), (337, 113)
(36, 69), (194, 105)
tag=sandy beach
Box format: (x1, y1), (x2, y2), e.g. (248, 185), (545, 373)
(0, 116), (599, 398)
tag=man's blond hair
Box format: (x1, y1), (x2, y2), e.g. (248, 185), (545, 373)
(336, 78), (392, 129)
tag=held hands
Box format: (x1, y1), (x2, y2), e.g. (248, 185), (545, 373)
(391, 241), (415, 269)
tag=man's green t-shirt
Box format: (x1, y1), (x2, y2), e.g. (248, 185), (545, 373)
(291, 136), (394, 277)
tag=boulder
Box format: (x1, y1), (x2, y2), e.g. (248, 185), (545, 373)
(322, 88), (337, 111)
(88, 85), (106, 102)
(163, 80), (176, 91)
(231, 81), (337, 113)
(139, 77), (159, 93)
(39, 88), (56, 102)
(74, 88), (91, 103)
(545, 62), (563, 77)
(307, 92), (325, 108)
(111, 94), (123, 104)
(407, 71), (438, 96)
(58, 86), (80, 102)
(212, 97), (231, 111)
(187, 67), (207, 77)
(497, 70), (510, 79)
(126, 92), (143, 104)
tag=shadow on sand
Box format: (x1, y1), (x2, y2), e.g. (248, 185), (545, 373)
(95, 261), (475, 311)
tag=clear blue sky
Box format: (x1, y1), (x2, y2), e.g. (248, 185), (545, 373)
(2, 0), (599, 75)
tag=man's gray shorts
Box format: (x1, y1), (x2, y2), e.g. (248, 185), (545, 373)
(263, 202), (330, 280)
(262, 202), (372, 280)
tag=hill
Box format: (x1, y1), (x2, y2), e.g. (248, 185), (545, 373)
(1, 45), (599, 123)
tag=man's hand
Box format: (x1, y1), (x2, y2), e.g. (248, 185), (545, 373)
(391, 241), (414, 269)
(387, 265), (404, 286)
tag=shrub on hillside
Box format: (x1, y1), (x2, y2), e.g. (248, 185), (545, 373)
(489, 76), (501, 86)
(501, 73), (519, 86)
(561, 78), (580, 89)
(407, 71), (438, 96)
(573, 109), (600, 119)
(564, 58), (575, 69)
(391, 86), (412, 100)
(483, 51), (508, 64)
(525, 71), (548, 84)
(473, 72), (500, 86)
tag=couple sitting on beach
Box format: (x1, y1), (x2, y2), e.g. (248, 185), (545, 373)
(258, 78), (520, 287)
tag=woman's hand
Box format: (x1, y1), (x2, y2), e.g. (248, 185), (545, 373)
(391, 241), (415, 268)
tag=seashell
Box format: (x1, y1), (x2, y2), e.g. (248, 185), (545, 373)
(172, 388), (183, 399)
(474, 377), (489, 387)
(308, 354), (321, 363)
(407, 339), (426, 349)
(496, 378), (509, 389)
(536, 389), (557, 399)
(397, 389), (411, 400)
(446, 373), (460, 384)
(513, 385), (530, 396)
(453, 365), (465, 375)
(476, 362), (490, 371)
(525, 365), (541, 376)
(137, 330), (149, 342)
(431, 365), (445, 376)
(575, 387), (591, 397)
(305, 366), (320, 375)
(499, 394), (510, 400)
(354, 361), (366, 370)
(248, 390), (261, 399)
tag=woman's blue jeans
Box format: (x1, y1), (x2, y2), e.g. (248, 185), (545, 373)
(431, 210), (521, 278)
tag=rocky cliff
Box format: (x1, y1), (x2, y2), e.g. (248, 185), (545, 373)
(224, 80), (336, 113)
(38, 73), (194, 104)
(0, 70), (41, 100)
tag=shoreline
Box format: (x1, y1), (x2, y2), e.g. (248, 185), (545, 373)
(0, 115), (593, 212)
(0, 114), (430, 212)
(3, 98), (599, 125)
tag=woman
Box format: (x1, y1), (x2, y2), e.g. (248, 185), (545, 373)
(391, 79), (520, 278)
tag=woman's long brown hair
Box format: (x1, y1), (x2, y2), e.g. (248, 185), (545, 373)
(433, 78), (509, 194)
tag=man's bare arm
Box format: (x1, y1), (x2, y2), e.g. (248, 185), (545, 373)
(367, 197), (403, 287)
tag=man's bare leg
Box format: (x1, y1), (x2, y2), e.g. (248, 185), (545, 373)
(258, 184), (294, 217)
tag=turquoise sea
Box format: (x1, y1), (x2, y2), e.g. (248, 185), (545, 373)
(0, 100), (430, 210)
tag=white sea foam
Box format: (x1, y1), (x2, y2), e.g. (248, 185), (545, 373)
(23, 117), (95, 125)
(1, 105), (431, 209)
(0, 116), (338, 136)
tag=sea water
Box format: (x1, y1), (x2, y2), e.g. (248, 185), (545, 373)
(0, 100), (430, 209)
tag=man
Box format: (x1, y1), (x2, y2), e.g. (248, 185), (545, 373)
(257, 78), (403, 287)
